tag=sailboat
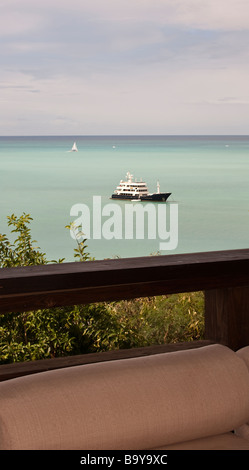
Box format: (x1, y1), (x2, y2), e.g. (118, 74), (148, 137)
(70, 142), (78, 152)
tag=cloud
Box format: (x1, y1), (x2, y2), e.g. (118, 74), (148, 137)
(162, 0), (249, 31)
(0, 10), (45, 37)
(1, 59), (248, 134)
(1, 0), (249, 135)
(63, 0), (249, 32)
(2, 0), (249, 34)
(40, 0), (249, 32)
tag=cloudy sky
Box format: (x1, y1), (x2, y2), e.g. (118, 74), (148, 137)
(1, 0), (249, 135)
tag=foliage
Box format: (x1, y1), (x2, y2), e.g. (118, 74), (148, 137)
(106, 292), (204, 348)
(0, 213), (48, 267)
(65, 222), (93, 261)
(0, 214), (204, 364)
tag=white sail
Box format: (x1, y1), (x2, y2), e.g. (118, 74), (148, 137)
(71, 142), (78, 152)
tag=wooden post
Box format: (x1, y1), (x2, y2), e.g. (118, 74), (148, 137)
(205, 286), (249, 350)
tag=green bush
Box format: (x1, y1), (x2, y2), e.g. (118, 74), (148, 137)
(106, 292), (204, 348)
(0, 213), (204, 364)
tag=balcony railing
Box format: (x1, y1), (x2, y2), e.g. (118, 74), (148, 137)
(0, 248), (249, 381)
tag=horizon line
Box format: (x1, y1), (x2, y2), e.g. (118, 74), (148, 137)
(0, 134), (249, 138)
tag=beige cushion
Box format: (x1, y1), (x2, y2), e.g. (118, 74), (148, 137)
(1, 344), (249, 450)
(235, 346), (249, 441)
(155, 433), (249, 450)
(236, 345), (249, 371)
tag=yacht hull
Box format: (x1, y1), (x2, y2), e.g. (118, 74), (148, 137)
(111, 192), (171, 202)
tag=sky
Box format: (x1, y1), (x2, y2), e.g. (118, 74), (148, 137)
(1, 0), (249, 136)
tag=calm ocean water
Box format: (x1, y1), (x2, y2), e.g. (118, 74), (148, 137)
(0, 135), (248, 262)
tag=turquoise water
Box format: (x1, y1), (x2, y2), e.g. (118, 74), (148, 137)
(0, 135), (248, 261)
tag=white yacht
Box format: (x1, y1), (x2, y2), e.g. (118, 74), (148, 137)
(111, 172), (171, 202)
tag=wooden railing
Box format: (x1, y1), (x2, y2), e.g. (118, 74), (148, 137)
(0, 248), (249, 380)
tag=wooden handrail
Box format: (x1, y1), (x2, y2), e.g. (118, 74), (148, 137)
(0, 248), (249, 380)
(0, 249), (249, 314)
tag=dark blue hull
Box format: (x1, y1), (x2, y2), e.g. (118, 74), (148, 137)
(111, 192), (171, 202)
(140, 192), (171, 202)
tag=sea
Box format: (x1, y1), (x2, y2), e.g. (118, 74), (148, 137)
(0, 135), (248, 262)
